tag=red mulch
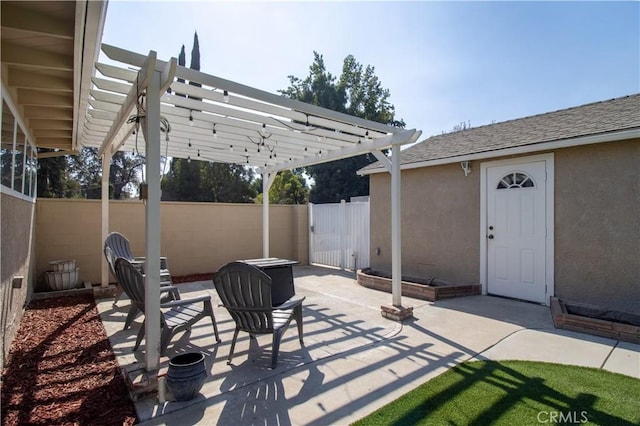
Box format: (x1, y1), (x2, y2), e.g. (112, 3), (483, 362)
(1, 295), (137, 426)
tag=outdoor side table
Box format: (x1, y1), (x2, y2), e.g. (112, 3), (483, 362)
(239, 258), (299, 306)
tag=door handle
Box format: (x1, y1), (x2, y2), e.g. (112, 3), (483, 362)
(488, 234), (494, 239)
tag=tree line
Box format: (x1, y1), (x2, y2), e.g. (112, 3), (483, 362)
(37, 33), (403, 204)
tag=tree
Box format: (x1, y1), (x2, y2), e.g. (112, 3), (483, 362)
(280, 52), (404, 203)
(36, 152), (70, 198)
(254, 169), (309, 204)
(189, 32), (202, 102)
(66, 147), (144, 199)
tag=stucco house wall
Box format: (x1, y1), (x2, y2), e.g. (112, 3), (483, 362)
(370, 163), (480, 284)
(370, 139), (639, 314)
(1, 193), (37, 369)
(554, 139), (639, 313)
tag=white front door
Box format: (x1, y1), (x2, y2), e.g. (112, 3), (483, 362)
(486, 160), (548, 303)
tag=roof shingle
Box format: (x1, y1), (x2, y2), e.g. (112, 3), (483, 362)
(362, 93), (640, 172)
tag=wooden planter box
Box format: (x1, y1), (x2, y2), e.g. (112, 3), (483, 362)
(551, 297), (640, 344)
(356, 269), (481, 302)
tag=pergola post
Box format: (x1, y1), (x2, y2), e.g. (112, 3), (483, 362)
(262, 172), (277, 258)
(143, 69), (162, 371)
(391, 144), (402, 306)
(100, 151), (111, 288)
(380, 144), (413, 321)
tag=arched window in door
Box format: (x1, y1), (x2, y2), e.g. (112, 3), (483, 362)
(497, 172), (535, 189)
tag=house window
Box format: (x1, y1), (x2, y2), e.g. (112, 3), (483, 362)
(1, 97), (37, 200)
(497, 172), (535, 189)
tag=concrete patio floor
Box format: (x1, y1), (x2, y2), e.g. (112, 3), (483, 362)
(96, 265), (640, 425)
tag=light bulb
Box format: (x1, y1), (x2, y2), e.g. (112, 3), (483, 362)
(223, 90), (229, 103)
(187, 156), (191, 163)
(230, 145), (234, 152)
(189, 113), (194, 127)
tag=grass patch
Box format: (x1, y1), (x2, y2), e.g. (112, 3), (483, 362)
(353, 360), (640, 425)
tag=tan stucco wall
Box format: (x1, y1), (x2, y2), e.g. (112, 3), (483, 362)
(554, 140), (639, 313)
(36, 199), (308, 284)
(369, 139), (639, 314)
(370, 163), (480, 284)
(1, 193), (36, 369)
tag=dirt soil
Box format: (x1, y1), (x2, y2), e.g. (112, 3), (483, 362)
(1, 295), (137, 426)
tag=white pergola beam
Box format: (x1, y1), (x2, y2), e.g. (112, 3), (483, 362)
(98, 50), (157, 155)
(261, 129), (421, 174)
(101, 44), (396, 135)
(372, 150), (391, 172)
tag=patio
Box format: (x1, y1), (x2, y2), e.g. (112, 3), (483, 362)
(96, 265), (639, 425)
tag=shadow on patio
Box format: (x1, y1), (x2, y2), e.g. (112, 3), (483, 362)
(96, 264), (635, 425)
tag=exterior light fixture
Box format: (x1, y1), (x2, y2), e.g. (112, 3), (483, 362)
(460, 161), (471, 176)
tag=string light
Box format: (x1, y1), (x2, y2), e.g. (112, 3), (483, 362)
(223, 90), (229, 103)
(304, 115), (310, 131)
(229, 145), (234, 152)
(187, 156), (191, 163)
(189, 111), (194, 126)
(212, 123), (217, 138)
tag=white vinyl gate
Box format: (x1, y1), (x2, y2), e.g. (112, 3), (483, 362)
(308, 200), (370, 271)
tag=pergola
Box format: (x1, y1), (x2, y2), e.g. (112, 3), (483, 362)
(82, 45), (422, 370)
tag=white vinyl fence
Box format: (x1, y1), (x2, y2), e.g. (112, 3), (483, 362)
(308, 200), (370, 271)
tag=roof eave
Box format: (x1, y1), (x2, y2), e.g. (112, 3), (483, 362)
(358, 128), (640, 175)
(72, 0), (108, 152)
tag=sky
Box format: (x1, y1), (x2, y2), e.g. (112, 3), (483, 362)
(101, 1), (640, 141)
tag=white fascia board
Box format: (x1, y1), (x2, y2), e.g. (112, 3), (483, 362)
(260, 129), (420, 174)
(73, 0), (108, 151)
(359, 129), (640, 175)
